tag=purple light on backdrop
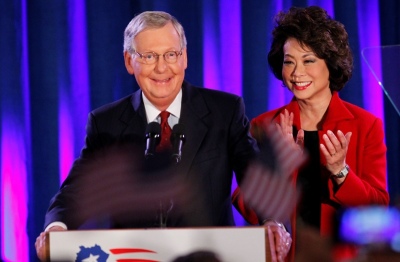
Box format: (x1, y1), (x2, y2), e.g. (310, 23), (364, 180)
(307, 0), (334, 13)
(218, 0), (242, 96)
(356, 0), (387, 188)
(59, 0), (90, 182)
(1, 120), (29, 261)
(218, 0), (243, 226)
(59, 89), (74, 182)
(266, 1), (292, 111)
(203, 0), (242, 96)
(357, 0), (384, 122)
(203, 2), (221, 91)
(1, 0), (30, 260)
(202, 0), (243, 225)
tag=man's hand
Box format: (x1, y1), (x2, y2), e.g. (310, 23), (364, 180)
(264, 221), (291, 262)
(35, 226), (66, 261)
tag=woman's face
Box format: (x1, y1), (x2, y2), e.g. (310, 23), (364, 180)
(282, 38), (331, 101)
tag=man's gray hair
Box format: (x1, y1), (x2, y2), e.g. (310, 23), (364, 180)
(123, 11), (187, 53)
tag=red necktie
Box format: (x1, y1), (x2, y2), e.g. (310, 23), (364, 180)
(156, 111), (172, 152)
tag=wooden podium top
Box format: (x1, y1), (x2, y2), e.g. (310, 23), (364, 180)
(46, 226), (272, 262)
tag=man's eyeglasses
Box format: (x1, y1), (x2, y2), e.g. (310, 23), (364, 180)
(132, 50), (183, 65)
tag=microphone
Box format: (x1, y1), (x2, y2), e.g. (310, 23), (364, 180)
(171, 123), (185, 163)
(145, 122), (161, 159)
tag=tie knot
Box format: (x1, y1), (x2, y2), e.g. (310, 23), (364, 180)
(157, 111), (172, 152)
(160, 111), (170, 124)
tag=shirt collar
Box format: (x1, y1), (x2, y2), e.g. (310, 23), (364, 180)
(142, 89), (182, 123)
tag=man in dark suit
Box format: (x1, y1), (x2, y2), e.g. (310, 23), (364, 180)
(35, 10), (291, 261)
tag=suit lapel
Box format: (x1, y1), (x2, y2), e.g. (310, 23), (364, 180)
(177, 83), (210, 176)
(120, 90), (148, 141)
(117, 84), (210, 176)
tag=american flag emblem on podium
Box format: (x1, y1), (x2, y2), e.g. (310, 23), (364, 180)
(76, 245), (160, 262)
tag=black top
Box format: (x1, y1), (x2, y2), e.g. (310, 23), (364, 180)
(297, 130), (321, 230)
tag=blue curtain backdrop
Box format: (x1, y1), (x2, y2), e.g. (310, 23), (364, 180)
(1, 0), (399, 261)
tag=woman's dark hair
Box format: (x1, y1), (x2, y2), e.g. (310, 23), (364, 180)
(268, 6), (353, 91)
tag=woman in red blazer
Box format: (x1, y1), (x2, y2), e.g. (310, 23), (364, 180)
(233, 6), (389, 261)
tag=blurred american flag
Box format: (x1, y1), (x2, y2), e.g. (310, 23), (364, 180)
(241, 123), (307, 222)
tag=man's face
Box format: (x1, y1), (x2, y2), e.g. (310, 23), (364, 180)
(124, 22), (187, 110)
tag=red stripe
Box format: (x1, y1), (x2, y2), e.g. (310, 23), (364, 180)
(110, 248), (156, 254)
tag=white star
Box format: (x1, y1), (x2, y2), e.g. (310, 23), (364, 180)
(82, 253), (100, 262)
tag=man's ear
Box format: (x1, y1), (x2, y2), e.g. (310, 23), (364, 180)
(124, 51), (135, 75)
(182, 48), (188, 70)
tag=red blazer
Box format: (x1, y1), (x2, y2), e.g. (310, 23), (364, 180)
(232, 92), (389, 260)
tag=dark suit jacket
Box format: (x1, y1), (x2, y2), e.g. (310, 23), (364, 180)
(45, 81), (258, 229)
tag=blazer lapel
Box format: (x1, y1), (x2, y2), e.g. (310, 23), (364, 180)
(177, 82), (210, 176)
(117, 84), (210, 176)
(120, 90), (148, 141)
(282, 92), (354, 132)
(320, 92), (354, 131)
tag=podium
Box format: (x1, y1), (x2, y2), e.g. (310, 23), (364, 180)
(47, 227), (271, 261)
